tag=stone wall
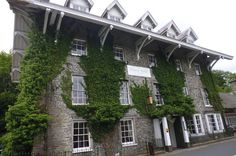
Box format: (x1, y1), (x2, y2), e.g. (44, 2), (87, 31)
(33, 30), (222, 155)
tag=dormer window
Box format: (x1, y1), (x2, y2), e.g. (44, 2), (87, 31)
(141, 25), (152, 31)
(158, 20), (181, 39)
(108, 14), (121, 22)
(65, 0), (94, 13)
(101, 0), (127, 22)
(177, 27), (198, 44)
(70, 3), (89, 12)
(134, 11), (157, 31)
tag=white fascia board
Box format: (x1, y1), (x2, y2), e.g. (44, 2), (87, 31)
(24, 0), (233, 60)
(101, 0), (127, 18)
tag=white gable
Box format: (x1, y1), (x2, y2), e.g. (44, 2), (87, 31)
(101, 0), (127, 21)
(158, 20), (181, 38)
(177, 27), (198, 43)
(107, 6), (123, 19)
(65, 0), (94, 12)
(134, 11), (157, 31)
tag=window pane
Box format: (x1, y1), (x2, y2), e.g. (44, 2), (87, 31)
(120, 119), (134, 144)
(72, 76), (87, 104)
(73, 121), (90, 150)
(120, 82), (129, 104)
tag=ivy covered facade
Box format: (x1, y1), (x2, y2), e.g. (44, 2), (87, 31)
(6, 0), (233, 155)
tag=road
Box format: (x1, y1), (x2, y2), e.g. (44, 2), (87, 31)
(160, 138), (236, 156)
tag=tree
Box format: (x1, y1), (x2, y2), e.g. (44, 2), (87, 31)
(0, 51), (18, 136)
(212, 70), (236, 93)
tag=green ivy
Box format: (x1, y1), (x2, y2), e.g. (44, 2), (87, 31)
(1, 28), (71, 155)
(131, 53), (195, 118)
(200, 66), (223, 111)
(61, 36), (128, 142)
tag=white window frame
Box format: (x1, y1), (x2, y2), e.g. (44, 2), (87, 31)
(70, 3), (89, 12)
(120, 118), (136, 146)
(148, 54), (157, 67)
(194, 63), (202, 75)
(175, 59), (183, 72)
(201, 88), (213, 107)
(141, 24), (152, 31)
(71, 39), (87, 56)
(72, 75), (87, 105)
(205, 113), (224, 134)
(191, 114), (205, 136)
(188, 114), (205, 136)
(183, 87), (189, 96)
(73, 120), (92, 153)
(108, 14), (121, 22)
(114, 47), (124, 61)
(120, 81), (130, 105)
(154, 83), (164, 106)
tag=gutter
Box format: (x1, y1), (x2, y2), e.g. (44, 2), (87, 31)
(9, 0), (234, 60)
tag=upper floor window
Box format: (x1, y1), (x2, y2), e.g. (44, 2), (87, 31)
(201, 88), (212, 107)
(71, 39), (87, 56)
(120, 81), (130, 105)
(183, 87), (189, 96)
(175, 59), (183, 72)
(70, 3), (89, 12)
(72, 76), (87, 105)
(187, 114), (204, 136)
(194, 64), (202, 75)
(114, 47), (124, 61)
(73, 121), (91, 153)
(120, 119), (135, 146)
(154, 84), (164, 106)
(205, 113), (224, 133)
(108, 14), (121, 22)
(148, 54), (157, 67)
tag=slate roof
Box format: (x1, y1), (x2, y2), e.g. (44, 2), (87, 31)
(219, 93), (236, 109)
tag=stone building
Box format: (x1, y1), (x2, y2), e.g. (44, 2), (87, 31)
(7, 0), (234, 155)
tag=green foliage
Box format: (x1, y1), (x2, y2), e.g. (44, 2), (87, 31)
(131, 53), (194, 118)
(201, 67), (223, 111)
(1, 29), (71, 155)
(61, 36), (128, 142)
(0, 52), (18, 146)
(212, 70), (236, 93)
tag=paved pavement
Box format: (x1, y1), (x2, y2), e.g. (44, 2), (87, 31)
(160, 138), (236, 156)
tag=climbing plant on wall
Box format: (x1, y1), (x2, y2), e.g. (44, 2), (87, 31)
(131, 52), (195, 118)
(200, 66), (223, 111)
(61, 36), (128, 142)
(1, 28), (71, 155)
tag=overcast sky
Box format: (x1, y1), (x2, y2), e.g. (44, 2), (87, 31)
(1, 0), (235, 72)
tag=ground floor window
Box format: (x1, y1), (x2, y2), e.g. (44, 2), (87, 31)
(187, 114), (204, 136)
(120, 119), (136, 146)
(205, 113), (224, 133)
(73, 121), (92, 153)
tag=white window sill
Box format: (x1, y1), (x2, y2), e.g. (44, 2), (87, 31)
(122, 143), (137, 147)
(190, 133), (205, 137)
(72, 103), (88, 106)
(205, 105), (213, 108)
(73, 148), (92, 153)
(209, 130), (224, 134)
(121, 103), (131, 105)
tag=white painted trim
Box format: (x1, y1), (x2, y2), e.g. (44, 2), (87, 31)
(72, 120), (93, 153)
(120, 118), (136, 146)
(20, 0), (233, 60)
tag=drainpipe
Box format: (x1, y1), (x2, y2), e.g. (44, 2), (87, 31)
(162, 117), (172, 152)
(181, 116), (190, 148)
